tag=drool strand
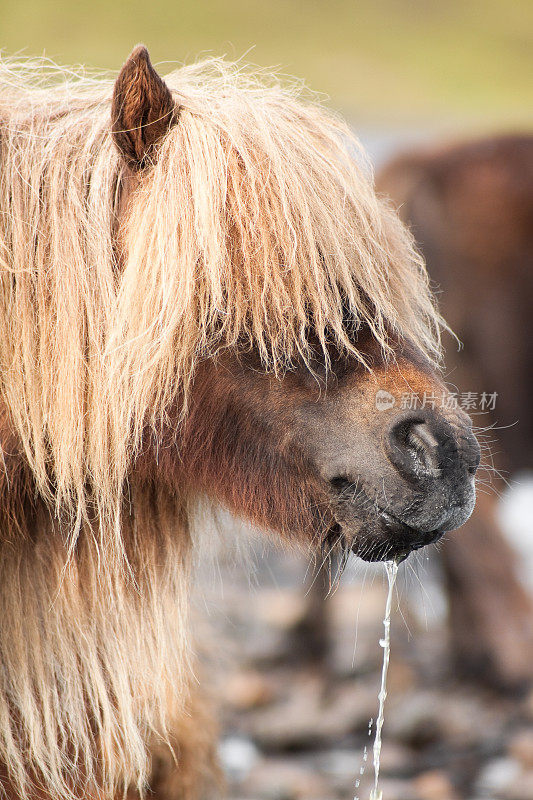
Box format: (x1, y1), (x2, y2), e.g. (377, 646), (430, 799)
(369, 559), (398, 800)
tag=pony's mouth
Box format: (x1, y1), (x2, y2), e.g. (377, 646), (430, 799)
(327, 513), (445, 563)
(369, 508), (445, 561)
(328, 479), (445, 562)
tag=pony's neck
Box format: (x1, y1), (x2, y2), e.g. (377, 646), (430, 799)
(0, 454), (193, 800)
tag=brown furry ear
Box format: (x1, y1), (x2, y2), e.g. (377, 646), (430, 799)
(112, 45), (177, 167)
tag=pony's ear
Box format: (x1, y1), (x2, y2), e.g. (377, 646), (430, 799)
(111, 45), (177, 168)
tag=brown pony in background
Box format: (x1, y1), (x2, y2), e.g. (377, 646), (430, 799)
(0, 45), (480, 800)
(378, 133), (533, 691)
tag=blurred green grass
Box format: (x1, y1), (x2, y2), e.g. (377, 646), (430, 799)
(2, 0), (532, 126)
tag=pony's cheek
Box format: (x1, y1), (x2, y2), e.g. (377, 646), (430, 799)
(201, 451), (335, 547)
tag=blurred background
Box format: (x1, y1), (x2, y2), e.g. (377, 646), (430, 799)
(3, 2), (533, 799)
(2, 0), (533, 128)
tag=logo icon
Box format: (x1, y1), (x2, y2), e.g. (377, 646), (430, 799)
(375, 390), (395, 412)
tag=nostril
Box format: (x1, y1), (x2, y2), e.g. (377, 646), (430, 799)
(404, 423), (440, 476)
(330, 475), (353, 494)
(387, 415), (441, 482)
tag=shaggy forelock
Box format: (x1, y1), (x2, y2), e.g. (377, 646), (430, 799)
(0, 55), (443, 549)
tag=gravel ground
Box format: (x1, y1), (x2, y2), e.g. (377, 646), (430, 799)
(192, 516), (533, 800)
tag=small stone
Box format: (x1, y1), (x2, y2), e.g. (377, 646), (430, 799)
(243, 757), (330, 799)
(508, 729), (533, 769)
(248, 677), (378, 749)
(476, 757), (521, 796)
(219, 736), (260, 782)
(372, 777), (421, 800)
(377, 741), (414, 775)
(224, 671), (274, 710)
(387, 688), (501, 749)
(386, 692), (443, 747)
(501, 770), (533, 800)
(413, 769), (458, 800)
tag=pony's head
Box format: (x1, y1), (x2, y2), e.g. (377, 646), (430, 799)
(0, 46), (479, 567)
(108, 47), (479, 563)
(0, 45), (481, 800)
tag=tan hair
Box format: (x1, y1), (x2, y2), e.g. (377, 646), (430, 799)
(0, 54), (443, 798)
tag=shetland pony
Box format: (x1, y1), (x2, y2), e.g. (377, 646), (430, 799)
(0, 46), (479, 799)
(378, 134), (533, 691)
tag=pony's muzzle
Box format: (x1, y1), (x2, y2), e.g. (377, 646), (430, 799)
(387, 410), (480, 481)
(385, 408), (480, 534)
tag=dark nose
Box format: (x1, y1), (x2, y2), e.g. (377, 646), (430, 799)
(387, 411), (480, 484)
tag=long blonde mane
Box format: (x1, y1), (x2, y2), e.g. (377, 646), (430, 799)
(0, 54), (443, 799)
